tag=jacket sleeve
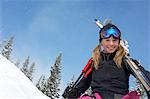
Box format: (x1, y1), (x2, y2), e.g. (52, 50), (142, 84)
(75, 70), (92, 95)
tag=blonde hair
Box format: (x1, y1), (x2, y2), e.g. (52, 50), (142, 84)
(92, 43), (126, 69)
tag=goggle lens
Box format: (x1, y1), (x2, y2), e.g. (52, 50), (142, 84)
(102, 28), (120, 39)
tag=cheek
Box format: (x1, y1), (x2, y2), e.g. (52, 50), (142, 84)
(114, 43), (119, 47)
(114, 42), (119, 47)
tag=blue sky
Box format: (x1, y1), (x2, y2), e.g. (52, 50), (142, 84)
(0, 0), (150, 93)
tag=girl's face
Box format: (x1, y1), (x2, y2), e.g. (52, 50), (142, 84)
(101, 36), (119, 53)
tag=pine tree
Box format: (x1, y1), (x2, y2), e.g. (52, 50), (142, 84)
(44, 53), (62, 99)
(36, 75), (43, 90)
(67, 75), (76, 87)
(135, 80), (148, 98)
(40, 76), (47, 94)
(27, 62), (35, 81)
(85, 87), (92, 96)
(21, 56), (30, 76)
(15, 59), (20, 68)
(1, 36), (14, 60)
(36, 75), (46, 91)
(0, 40), (7, 50)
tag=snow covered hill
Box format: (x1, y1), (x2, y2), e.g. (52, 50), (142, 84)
(0, 54), (50, 99)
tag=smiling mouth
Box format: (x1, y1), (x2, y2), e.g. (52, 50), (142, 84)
(107, 47), (116, 50)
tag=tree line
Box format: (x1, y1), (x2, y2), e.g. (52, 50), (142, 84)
(0, 36), (61, 99)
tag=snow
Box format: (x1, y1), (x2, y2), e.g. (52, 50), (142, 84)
(0, 54), (50, 99)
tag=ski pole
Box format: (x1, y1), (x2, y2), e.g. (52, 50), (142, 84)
(72, 58), (93, 88)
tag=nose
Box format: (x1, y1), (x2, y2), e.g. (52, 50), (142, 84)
(109, 40), (114, 45)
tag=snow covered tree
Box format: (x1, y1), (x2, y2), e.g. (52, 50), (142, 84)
(44, 53), (62, 99)
(36, 75), (43, 90)
(85, 87), (92, 96)
(14, 59), (20, 68)
(20, 56), (36, 82)
(67, 75), (76, 87)
(36, 75), (46, 91)
(27, 62), (35, 81)
(134, 80), (148, 99)
(0, 39), (7, 50)
(40, 76), (48, 94)
(21, 56), (30, 77)
(1, 36), (14, 60)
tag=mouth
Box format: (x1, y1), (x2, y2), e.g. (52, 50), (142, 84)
(107, 46), (116, 50)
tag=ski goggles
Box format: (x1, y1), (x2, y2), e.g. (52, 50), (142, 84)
(101, 27), (121, 39)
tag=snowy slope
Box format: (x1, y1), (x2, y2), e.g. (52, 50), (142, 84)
(0, 54), (50, 99)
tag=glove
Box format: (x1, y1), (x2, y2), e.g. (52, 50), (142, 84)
(62, 86), (80, 99)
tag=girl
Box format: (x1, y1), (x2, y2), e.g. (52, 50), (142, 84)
(62, 23), (150, 99)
